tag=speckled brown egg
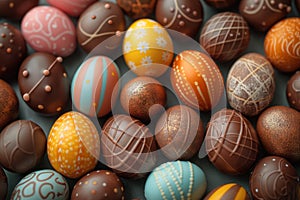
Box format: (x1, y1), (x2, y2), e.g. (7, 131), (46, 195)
(117, 0), (157, 19)
(71, 170), (125, 200)
(287, 71), (300, 111)
(204, 0), (238, 9)
(257, 106), (300, 162)
(120, 76), (166, 122)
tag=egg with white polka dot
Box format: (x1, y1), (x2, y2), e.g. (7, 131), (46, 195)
(123, 18), (174, 77)
(47, 111), (100, 179)
(71, 170), (125, 200)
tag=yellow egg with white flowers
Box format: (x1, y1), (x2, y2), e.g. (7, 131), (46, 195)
(123, 18), (174, 77)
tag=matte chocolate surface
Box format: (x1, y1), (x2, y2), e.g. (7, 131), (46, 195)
(117, 0), (156, 19)
(287, 71), (300, 111)
(0, 0), (39, 20)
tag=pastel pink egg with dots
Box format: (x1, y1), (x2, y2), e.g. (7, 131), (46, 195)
(47, 0), (97, 17)
(21, 6), (76, 57)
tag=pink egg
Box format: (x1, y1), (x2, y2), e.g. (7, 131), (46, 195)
(21, 6), (76, 57)
(47, 0), (96, 17)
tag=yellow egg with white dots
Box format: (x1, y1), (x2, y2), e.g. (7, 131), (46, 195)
(123, 18), (174, 77)
(47, 111), (100, 179)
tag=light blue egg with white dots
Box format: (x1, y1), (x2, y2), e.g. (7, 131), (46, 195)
(145, 161), (207, 200)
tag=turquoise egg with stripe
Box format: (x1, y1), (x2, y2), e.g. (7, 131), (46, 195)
(145, 161), (207, 200)
(71, 56), (120, 117)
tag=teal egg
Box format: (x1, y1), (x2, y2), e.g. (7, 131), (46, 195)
(145, 161), (207, 200)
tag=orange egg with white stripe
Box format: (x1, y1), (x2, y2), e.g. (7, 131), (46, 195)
(170, 50), (224, 111)
(47, 111), (100, 179)
(204, 183), (250, 200)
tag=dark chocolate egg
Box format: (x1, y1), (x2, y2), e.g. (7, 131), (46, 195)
(227, 53), (275, 116)
(0, 120), (46, 173)
(18, 52), (70, 115)
(200, 12), (250, 63)
(257, 106), (300, 162)
(204, 0), (238, 9)
(0, 79), (18, 130)
(205, 109), (259, 175)
(101, 114), (157, 179)
(120, 76), (166, 122)
(287, 71), (300, 111)
(117, 0), (157, 19)
(155, 0), (203, 37)
(77, 1), (126, 53)
(204, 183), (250, 200)
(0, 0), (39, 20)
(0, 23), (27, 81)
(250, 156), (299, 200)
(0, 167), (7, 200)
(155, 105), (204, 160)
(297, 0), (300, 12)
(71, 170), (125, 200)
(239, 0), (291, 31)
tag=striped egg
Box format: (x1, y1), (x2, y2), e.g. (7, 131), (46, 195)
(123, 18), (174, 77)
(171, 50), (224, 111)
(204, 183), (250, 200)
(47, 111), (100, 179)
(144, 161), (207, 200)
(71, 56), (120, 117)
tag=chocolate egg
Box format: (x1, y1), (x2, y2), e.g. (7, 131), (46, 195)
(77, 1), (126, 53)
(11, 169), (69, 200)
(257, 106), (300, 162)
(0, 120), (46, 173)
(18, 52), (69, 115)
(200, 12), (250, 62)
(204, 0), (238, 9)
(204, 183), (250, 200)
(227, 53), (275, 116)
(0, 0), (39, 20)
(239, 0), (291, 31)
(287, 71), (300, 111)
(297, 0), (300, 12)
(264, 17), (300, 72)
(117, 0), (157, 19)
(206, 109), (259, 175)
(0, 167), (7, 200)
(123, 19), (173, 77)
(47, 111), (100, 179)
(47, 0), (96, 17)
(155, 105), (204, 160)
(120, 76), (166, 122)
(71, 56), (120, 117)
(0, 23), (27, 80)
(101, 114), (157, 179)
(170, 50), (224, 111)
(0, 79), (18, 130)
(71, 170), (125, 200)
(144, 161), (207, 200)
(21, 6), (76, 57)
(250, 156), (299, 200)
(155, 0), (203, 37)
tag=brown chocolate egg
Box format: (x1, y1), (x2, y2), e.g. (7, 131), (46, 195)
(0, 120), (46, 173)
(155, 105), (204, 160)
(18, 52), (70, 115)
(205, 109), (259, 175)
(170, 50), (224, 111)
(77, 1), (126, 53)
(0, 167), (7, 200)
(120, 76), (166, 122)
(239, 0), (291, 31)
(155, 0), (203, 37)
(101, 114), (157, 179)
(117, 0), (156, 19)
(0, 79), (18, 130)
(250, 156), (299, 200)
(200, 12), (250, 63)
(0, 0), (39, 20)
(287, 71), (300, 111)
(71, 170), (125, 200)
(257, 106), (300, 162)
(204, 0), (238, 9)
(227, 53), (275, 116)
(264, 17), (300, 72)
(0, 23), (27, 81)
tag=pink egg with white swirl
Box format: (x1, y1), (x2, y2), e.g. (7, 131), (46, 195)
(47, 0), (96, 17)
(21, 6), (76, 57)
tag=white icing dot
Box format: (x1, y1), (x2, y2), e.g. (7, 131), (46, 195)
(102, 182), (107, 187)
(285, 164), (289, 167)
(272, 158), (276, 161)
(263, 163), (267, 166)
(255, 188), (259, 193)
